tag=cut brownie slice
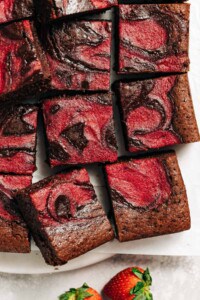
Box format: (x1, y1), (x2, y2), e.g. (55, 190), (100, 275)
(0, 174), (31, 253)
(35, 0), (118, 22)
(43, 93), (118, 167)
(16, 169), (114, 266)
(105, 151), (190, 242)
(0, 0), (33, 25)
(42, 21), (111, 91)
(0, 104), (38, 175)
(119, 74), (200, 153)
(119, 4), (190, 73)
(0, 20), (50, 103)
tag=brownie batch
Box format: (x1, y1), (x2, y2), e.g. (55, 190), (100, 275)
(0, 0), (199, 266)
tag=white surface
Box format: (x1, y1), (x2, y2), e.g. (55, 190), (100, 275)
(1, 1), (200, 274)
(1, 255), (200, 300)
(0, 250), (113, 274)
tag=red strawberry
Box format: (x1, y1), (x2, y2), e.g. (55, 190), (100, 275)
(103, 267), (153, 300)
(59, 283), (102, 300)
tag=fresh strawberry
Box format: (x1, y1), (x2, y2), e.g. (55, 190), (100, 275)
(103, 267), (153, 300)
(59, 283), (102, 300)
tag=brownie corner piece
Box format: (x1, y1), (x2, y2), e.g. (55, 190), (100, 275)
(43, 93), (118, 167)
(119, 74), (199, 153)
(105, 151), (190, 242)
(119, 3), (190, 73)
(0, 0), (34, 25)
(0, 174), (32, 253)
(43, 20), (112, 91)
(36, 0), (118, 22)
(16, 169), (114, 266)
(0, 20), (50, 103)
(0, 104), (38, 175)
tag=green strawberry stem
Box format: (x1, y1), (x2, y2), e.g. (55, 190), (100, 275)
(130, 268), (153, 300)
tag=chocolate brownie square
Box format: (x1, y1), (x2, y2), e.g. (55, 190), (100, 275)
(16, 169), (114, 265)
(119, 74), (200, 153)
(119, 4), (190, 73)
(0, 174), (31, 252)
(0, 20), (50, 103)
(0, 0), (33, 25)
(35, 0), (118, 22)
(105, 151), (190, 242)
(43, 21), (112, 91)
(0, 104), (38, 175)
(43, 93), (118, 166)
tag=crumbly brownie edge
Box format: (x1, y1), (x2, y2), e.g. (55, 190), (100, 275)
(46, 217), (114, 262)
(0, 218), (30, 253)
(107, 151), (190, 242)
(16, 191), (64, 265)
(172, 74), (200, 143)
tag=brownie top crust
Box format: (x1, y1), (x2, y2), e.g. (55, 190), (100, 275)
(119, 74), (200, 152)
(0, 104), (38, 175)
(43, 21), (112, 91)
(105, 155), (172, 210)
(43, 93), (117, 166)
(105, 151), (190, 242)
(19, 169), (107, 227)
(119, 4), (190, 73)
(0, 0), (33, 25)
(0, 20), (49, 101)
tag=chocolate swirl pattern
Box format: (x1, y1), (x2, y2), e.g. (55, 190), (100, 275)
(119, 4), (190, 73)
(28, 170), (106, 226)
(106, 157), (172, 210)
(0, 0), (33, 25)
(0, 104), (38, 174)
(36, 0), (117, 21)
(43, 94), (117, 167)
(43, 21), (112, 91)
(119, 76), (184, 152)
(0, 20), (49, 102)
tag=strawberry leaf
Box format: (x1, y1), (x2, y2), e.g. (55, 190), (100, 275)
(59, 289), (76, 300)
(132, 268), (143, 280)
(134, 294), (146, 300)
(143, 268), (152, 286)
(130, 281), (144, 295)
(59, 283), (92, 300)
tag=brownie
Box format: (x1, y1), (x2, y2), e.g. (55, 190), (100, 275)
(35, 0), (118, 22)
(0, 20), (50, 103)
(0, 174), (31, 253)
(0, 104), (38, 175)
(119, 74), (200, 153)
(16, 169), (114, 266)
(43, 93), (118, 167)
(0, 0), (33, 25)
(105, 151), (190, 242)
(119, 4), (190, 73)
(42, 21), (112, 91)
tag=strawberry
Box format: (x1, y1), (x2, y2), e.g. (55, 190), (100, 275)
(59, 283), (102, 300)
(103, 267), (153, 300)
